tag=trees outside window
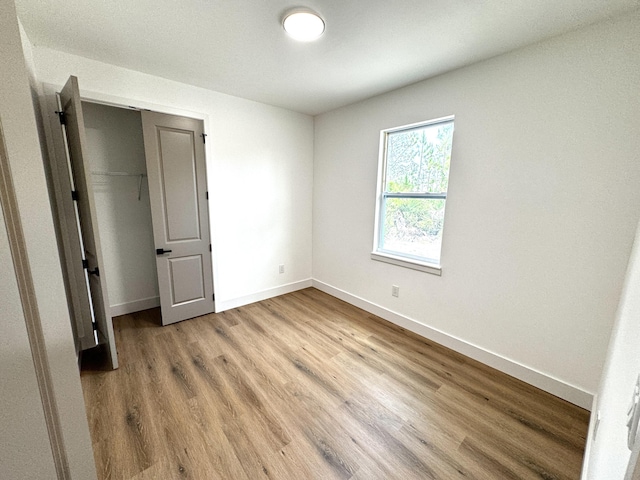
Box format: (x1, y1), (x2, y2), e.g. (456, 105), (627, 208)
(375, 117), (454, 267)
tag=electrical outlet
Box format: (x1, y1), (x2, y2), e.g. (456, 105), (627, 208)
(392, 285), (399, 297)
(279, 264), (285, 274)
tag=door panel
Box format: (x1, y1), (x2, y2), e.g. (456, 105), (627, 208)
(60, 76), (118, 369)
(141, 111), (214, 325)
(169, 255), (205, 304)
(158, 128), (201, 241)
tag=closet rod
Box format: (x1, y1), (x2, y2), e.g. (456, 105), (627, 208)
(91, 171), (146, 177)
(91, 171), (146, 201)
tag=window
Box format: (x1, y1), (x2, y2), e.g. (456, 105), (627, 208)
(372, 116), (454, 274)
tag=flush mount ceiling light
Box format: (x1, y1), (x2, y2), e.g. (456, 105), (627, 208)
(282, 9), (325, 42)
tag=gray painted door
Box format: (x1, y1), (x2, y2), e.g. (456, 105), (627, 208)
(60, 76), (118, 369)
(141, 111), (214, 325)
(46, 91), (97, 352)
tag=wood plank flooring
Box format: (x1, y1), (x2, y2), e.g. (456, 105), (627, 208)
(80, 288), (589, 479)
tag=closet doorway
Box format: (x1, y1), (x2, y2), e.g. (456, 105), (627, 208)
(48, 76), (215, 369)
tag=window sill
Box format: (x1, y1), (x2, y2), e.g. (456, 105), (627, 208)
(371, 252), (442, 276)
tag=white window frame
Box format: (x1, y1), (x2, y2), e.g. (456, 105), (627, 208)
(371, 115), (454, 275)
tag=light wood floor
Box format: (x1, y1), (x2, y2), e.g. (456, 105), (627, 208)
(81, 288), (589, 479)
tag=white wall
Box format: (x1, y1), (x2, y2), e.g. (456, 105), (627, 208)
(583, 217), (640, 478)
(32, 47), (314, 311)
(0, 189), (55, 479)
(82, 102), (159, 314)
(1, 0), (96, 477)
(313, 11), (640, 407)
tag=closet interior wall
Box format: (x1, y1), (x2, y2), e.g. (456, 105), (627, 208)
(81, 102), (159, 316)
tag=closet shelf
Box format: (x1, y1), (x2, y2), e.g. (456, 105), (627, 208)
(91, 171), (147, 201)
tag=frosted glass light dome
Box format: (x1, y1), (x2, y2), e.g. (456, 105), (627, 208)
(283, 10), (325, 42)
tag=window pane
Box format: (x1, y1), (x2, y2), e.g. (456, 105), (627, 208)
(381, 197), (446, 263)
(385, 121), (453, 194)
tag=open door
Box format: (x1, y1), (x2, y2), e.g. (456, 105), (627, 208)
(141, 111), (214, 325)
(59, 76), (118, 369)
(43, 90), (97, 353)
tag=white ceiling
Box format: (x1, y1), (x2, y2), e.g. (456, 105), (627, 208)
(15, 0), (640, 115)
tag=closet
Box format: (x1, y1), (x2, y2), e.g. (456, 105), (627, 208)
(83, 102), (159, 319)
(45, 76), (215, 369)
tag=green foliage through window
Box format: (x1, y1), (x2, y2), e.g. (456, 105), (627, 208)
(385, 122), (453, 194)
(378, 119), (454, 264)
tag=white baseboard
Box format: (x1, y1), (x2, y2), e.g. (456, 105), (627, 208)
(110, 296), (160, 317)
(580, 394), (598, 479)
(312, 279), (594, 410)
(215, 279), (313, 313)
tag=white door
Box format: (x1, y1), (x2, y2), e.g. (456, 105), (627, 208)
(141, 111), (214, 325)
(60, 76), (118, 369)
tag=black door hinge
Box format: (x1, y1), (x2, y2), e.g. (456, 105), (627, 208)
(55, 111), (66, 125)
(201, 133), (207, 144)
(82, 259), (88, 269)
(212, 293), (215, 301)
(206, 191), (209, 200)
(71, 190), (79, 201)
(209, 243), (211, 252)
(92, 321), (98, 332)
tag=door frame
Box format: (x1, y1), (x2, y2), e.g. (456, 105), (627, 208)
(39, 83), (219, 322)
